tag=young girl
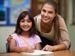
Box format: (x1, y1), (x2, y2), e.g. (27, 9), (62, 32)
(10, 11), (42, 53)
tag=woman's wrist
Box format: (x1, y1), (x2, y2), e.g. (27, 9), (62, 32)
(53, 46), (57, 51)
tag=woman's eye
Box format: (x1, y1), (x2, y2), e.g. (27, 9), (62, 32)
(43, 9), (46, 12)
(49, 11), (52, 14)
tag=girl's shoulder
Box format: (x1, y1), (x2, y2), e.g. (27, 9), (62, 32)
(34, 34), (40, 37)
(32, 34), (40, 38)
(12, 33), (20, 38)
(31, 34), (41, 42)
(12, 33), (18, 36)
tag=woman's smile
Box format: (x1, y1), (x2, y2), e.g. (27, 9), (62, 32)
(41, 4), (56, 23)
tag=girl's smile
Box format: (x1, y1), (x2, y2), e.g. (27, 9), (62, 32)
(20, 15), (32, 32)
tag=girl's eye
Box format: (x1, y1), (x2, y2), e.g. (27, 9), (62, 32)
(21, 20), (24, 22)
(28, 20), (31, 22)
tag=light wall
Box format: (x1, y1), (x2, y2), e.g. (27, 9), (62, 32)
(0, 26), (15, 53)
(66, 0), (75, 51)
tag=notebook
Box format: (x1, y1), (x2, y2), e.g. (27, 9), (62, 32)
(21, 50), (54, 55)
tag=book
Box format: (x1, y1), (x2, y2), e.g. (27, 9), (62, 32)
(21, 50), (54, 55)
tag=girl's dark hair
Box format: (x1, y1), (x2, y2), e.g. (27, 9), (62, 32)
(14, 11), (38, 36)
(41, 0), (60, 45)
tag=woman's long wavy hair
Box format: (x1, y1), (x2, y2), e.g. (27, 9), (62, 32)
(41, 0), (60, 45)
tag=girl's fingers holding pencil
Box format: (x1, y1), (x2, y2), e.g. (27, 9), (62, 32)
(27, 46), (34, 53)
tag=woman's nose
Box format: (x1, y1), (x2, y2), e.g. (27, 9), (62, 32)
(44, 12), (48, 16)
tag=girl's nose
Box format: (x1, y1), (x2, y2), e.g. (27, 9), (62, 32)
(24, 22), (27, 25)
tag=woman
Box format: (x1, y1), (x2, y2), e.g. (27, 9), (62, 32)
(7, 0), (70, 51)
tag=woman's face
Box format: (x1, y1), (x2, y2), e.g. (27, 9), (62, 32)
(20, 15), (32, 32)
(41, 4), (57, 23)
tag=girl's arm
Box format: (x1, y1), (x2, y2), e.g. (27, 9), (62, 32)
(35, 43), (41, 50)
(10, 38), (34, 53)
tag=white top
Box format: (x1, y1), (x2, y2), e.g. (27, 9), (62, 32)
(36, 15), (54, 41)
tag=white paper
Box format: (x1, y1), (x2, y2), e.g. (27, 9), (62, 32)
(21, 50), (54, 55)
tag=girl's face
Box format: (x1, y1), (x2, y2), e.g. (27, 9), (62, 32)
(41, 4), (57, 23)
(20, 15), (32, 32)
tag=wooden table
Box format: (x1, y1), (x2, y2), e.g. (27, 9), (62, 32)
(0, 50), (75, 56)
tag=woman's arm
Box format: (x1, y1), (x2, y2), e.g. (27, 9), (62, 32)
(42, 15), (70, 52)
(7, 34), (13, 44)
(53, 43), (66, 51)
(42, 43), (66, 51)
(10, 38), (34, 53)
(53, 15), (71, 51)
(58, 14), (71, 49)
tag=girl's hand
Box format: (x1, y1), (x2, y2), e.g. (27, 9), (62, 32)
(42, 45), (57, 51)
(27, 46), (34, 53)
(22, 46), (34, 53)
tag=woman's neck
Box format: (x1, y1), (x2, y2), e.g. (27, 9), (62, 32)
(41, 20), (53, 28)
(21, 31), (30, 38)
(41, 20), (53, 33)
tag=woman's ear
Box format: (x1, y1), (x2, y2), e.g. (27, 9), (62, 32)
(55, 12), (58, 16)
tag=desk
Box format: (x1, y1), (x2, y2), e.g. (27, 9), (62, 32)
(0, 50), (75, 56)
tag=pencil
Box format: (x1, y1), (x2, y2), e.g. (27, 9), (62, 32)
(21, 37), (30, 46)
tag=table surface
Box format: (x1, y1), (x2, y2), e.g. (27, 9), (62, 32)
(0, 50), (75, 56)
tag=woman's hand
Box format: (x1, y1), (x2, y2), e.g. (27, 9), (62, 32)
(42, 44), (57, 52)
(7, 34), (13, 44)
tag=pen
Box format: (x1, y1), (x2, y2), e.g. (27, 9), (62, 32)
(21, 37), (30, 46)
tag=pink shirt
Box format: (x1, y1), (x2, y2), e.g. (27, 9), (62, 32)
(12, 33), (42, 49)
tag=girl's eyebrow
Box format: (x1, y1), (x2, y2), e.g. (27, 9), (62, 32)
(21, 19), (24, 20)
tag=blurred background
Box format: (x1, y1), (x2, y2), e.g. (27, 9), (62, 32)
(0, 0), (75, 53)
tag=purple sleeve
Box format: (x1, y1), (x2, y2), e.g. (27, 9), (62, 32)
(11, 33), (18, 40)
(34, 35), (42, 44)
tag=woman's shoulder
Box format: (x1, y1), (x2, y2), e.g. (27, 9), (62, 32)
(57, 14), (67, 29)
(57, 14), (63, 19)
(57, 14), (65, 20)
(57, 14), (65, 23)
(34, 14), (41, 20)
